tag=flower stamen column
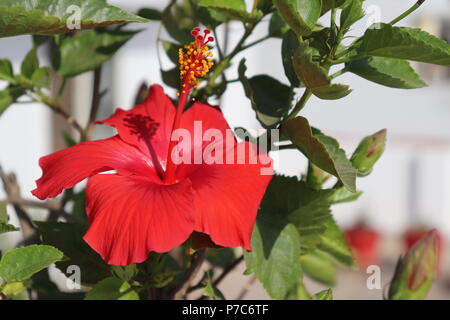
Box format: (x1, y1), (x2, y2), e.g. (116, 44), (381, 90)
(164, 28), (215, 184)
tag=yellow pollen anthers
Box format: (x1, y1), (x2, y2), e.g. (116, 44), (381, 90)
(178, 28), (214, 91)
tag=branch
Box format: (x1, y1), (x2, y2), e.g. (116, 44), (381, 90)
(0, 166), (37, 239)
(31, 90), (86, 141)
(236, 275), (257, 300)
(170, 249), (207, 300)
(213, 255), (244, 287)
(85, 67), (105, 141)
(197, 255), (244, 300)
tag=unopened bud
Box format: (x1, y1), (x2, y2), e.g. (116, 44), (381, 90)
(388, 229), (438, 300)
(351, 129), (386, 177)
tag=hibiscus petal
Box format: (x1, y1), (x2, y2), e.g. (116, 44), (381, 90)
(173, 102), (236, 180)
(32, 136), (157, 200)
(84, 174), (195, 265)
(97, 85), (175, 167)
(188, 142), (273, 250)
(180, 101), (231, 148)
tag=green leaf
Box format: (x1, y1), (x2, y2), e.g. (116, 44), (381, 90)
(286, 278), (311, 300)
(362, 23), (450, 66)
(293, 41), (351, 99)
(340, 0), (364, 32)
(0, 86), (25, 115)
(245, 175), (336, 299)
(245, 222), (302, 300)
(191, 0), (227, 28)
(0, 0), (148, 38)
(1, 281), (28, 298)
(0, 203), (19, 234)
(0, 202), (8, 221)
(269, 11), (289, 38)
(137, 8), (162, 20)
(162, 1), (197, 44)
(207, 248), (236, 268)
(21, 47), (39, 79)
(281, 30), (301, 87)
(0, 59), (15, 83)
(145, 252), (182, 289)
(0, 245), (64, 282)
(273, 0), (322, 37)
(306, 162), (331, 189)
(54, 28), (138, 77)
(111, 264), (138, 282)
(0, 223), (19, 234)
(321, 0), (350, 15)
(256, 0), (275, 13)
(287, 188), (332, 251)
(238, 59), (293, 128)
(318, 217), (355, 266)
(162, 40), (181, 65)
(85, 277), (139, 300)
(328, 187), (362, 204)
(203, 270), (225, 300)
(312, 288), (333, 300)
(347, 57), (427, 89)
(284, 117), (357, 192)
(36, 221), (111, 285)
(300, 250), (336, 286)
(161, 67), (181, 89)
(198, 0), (263, 23)
(31, 67), (51, 89)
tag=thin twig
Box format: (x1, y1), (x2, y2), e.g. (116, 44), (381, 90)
(213, 255), (244, 287)
(0, 166), (37, 238)
(197, 255), (245, 300)
(85, 67), (103, 141)
(30, 90), (87, 141)
(0, 198), (59, 211)
(171, 249), (208, 300)
(236, 276), (257, 300)
(54, 106), (86, 141)
(389, 0), (425, 25)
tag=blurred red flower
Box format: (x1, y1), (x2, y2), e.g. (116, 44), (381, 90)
(345, 223), (381, 268)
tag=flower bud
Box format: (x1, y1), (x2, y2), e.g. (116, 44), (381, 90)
(388, 229), (438, 300)
(350, 129), (386, 177)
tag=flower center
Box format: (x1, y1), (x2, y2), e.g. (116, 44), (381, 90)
(178, 28), (214, 94)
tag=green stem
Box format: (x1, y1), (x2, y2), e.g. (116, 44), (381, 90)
(213, 28), (224, 60)
(206, 23), (258, 88)
(389, 0), (425, 26)
(226, 78), (240, 84)
(56, 78), (67, 100)
(240, 34), (271, 51)
(329, 67), (348, 80)
(278, 144), (296, 150)
(331, 53), (367, 65)
(330, 1), (337, 30)
(286, 89), (312, 120)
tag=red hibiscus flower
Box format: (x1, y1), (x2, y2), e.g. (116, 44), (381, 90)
(31, 84), (273, 265)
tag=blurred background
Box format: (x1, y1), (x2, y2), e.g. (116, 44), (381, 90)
(0, 0), (449, 299)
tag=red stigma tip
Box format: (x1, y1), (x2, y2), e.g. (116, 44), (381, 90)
(196, 35), (204, 41)
(204, 29), (211, 35)
(207, 36), (214, 42)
